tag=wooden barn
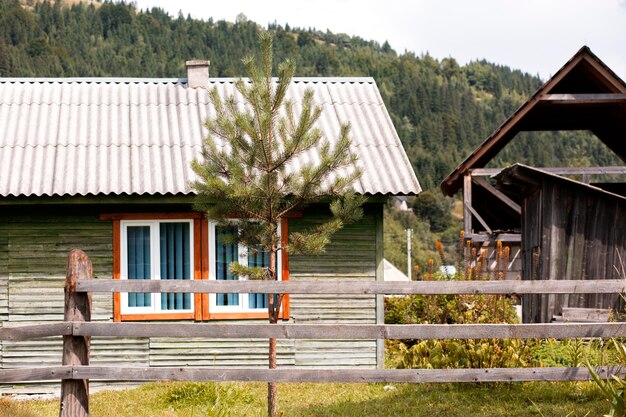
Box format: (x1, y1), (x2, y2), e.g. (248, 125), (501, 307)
(0, 61), (421, 392)
(496, 164), (626, 323)
(441, 46), (626, 322)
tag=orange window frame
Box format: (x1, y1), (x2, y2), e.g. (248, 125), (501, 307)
(103, 213), (289, 322)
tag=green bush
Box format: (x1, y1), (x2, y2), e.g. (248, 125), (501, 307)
(387, 338), (533, 369)
(534, 338), (619, 368)
(385, 290), (534, 369)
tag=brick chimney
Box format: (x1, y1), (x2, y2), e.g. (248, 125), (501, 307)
(186, 60), (210, 89)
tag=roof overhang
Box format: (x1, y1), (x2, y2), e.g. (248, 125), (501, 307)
(441, 46), (626, 196)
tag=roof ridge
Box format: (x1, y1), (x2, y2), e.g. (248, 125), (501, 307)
(0, 143), (205, 148)
(0, 76), (376, 84)
(0, 77), (186, 84)
(0, 101), (214, 107)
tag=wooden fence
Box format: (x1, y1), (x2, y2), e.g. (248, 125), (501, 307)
(3, 249), (626, 416)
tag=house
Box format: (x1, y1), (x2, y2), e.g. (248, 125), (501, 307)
(0, 61), (421, 392)
(441, 46), (626, 322)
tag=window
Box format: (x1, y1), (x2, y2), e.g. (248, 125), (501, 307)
(103, 212), (289, 322)
(208, 222), (280, 314)
(120, 220), (194, 316)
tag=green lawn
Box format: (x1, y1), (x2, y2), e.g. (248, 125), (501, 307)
(0, 381), (608, 417)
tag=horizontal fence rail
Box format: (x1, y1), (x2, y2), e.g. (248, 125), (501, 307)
(2, 366), (626, 384)
(76, 278), (626, 295)
(5, 249), (626, 412)
(4, 322), (626, 341)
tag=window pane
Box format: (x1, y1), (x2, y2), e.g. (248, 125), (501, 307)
(127, 226), (151, 307)
(160, 222), (191, 311)
(248, 246), (269, 309)
(215, 226), (239, 306)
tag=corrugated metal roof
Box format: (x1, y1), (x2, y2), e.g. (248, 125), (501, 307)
(0, 77), (420, 198)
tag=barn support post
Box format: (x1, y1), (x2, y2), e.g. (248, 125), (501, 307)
(60, 250), (92, 417)
(463, 173), (472, 237)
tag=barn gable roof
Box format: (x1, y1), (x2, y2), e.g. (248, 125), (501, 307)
(0, 76), (421, 198)
(441, 46), (626, 196)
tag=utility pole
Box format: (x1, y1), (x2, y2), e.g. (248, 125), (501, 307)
(407, 228), (412, 279)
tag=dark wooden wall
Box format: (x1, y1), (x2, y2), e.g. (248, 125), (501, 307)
(521, 179), (626, 323)
(0, 203), (381, 392)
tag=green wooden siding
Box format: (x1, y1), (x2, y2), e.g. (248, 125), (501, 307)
(0, 204), (381, 391)
(0, 218), (7, 370)
(149, 337), (295, 367)
(289, 208), (378, 367)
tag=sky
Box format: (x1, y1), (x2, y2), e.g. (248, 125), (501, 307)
(131, 0), (626, 81)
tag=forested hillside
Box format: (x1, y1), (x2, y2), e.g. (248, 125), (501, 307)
(0, 0), (620, 270)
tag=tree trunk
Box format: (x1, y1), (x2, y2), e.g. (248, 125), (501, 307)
(268, 332), (277, 417)
(267, 249), (278, 417)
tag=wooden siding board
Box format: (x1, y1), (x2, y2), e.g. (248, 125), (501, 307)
(295, 340), (377, 367)
(0, 219), (7, 366)
(375, 204), (384, 368)
(148, 337), (295, 367)
(522, 188), (542, 323)
(91, 338), (150, 366)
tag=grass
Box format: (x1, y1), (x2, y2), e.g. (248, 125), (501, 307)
(0, 381), (608, 417)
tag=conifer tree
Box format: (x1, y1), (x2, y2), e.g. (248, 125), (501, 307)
(191, 31), (364, 417)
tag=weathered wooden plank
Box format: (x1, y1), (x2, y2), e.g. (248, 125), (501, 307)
(76, 279), (626, 295)
(0, 323), (71, 340)
(463, 174), (473, 235)
(0, 366), (72, 382)
(70, 322), (626, 340)
(72, 365), (626, 383)
(467, 233), (521, 243)
(541, 93), (626, 104)
(562, 307), (611, 322)
(472, 166), (626, 177)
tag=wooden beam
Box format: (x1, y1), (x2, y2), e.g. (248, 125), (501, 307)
(71, 365), (626, 384)
(0, 323), (71, 340)
(0, 367), (73, 383)
(76, 278), (626, 295)
(466, 233), (521, 243)
(70, 322), (626, 340)
(463, 174), (473, 235)
(471, 166), (626, 177)
(4, 365), (625, 384)
(466, 204), (492, 234)
(473, 177), (521, 215)
(541, 93), (626, 104)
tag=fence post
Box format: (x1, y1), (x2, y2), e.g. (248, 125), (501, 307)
(60, 249), (92, 417)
